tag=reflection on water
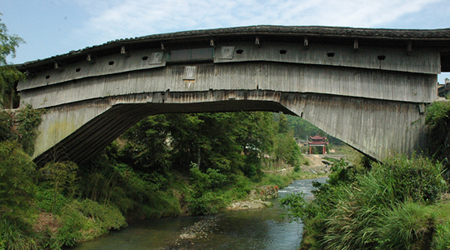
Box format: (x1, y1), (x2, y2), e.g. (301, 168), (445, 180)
(74, 178), (327, 250)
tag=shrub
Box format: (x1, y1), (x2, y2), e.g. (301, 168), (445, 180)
(187, 165), (229, 215)
(369, 155), (446, 204)
(187, 191), (226, 215)
(0, 218), (38, 250)
(0, 110), (13, 142)
(0, 140), (37, 220)
(43, 199), (127, 248)
(434, 220), (450, 249)
(287, 155), (446, 249)
(14, 105), (44, 155)
(426, 101), (450, 177)
(376, 202), (435, 250)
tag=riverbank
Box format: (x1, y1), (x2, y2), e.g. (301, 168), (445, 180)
(283, 155), (450, 250)
(0, 107), (334, 249)
(74, 178), (329, 250)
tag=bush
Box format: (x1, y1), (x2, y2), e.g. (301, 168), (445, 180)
(187, 191), (226, 215)
(369, 155), (446, 204)
(0, 110), (13, 142)
(426, 101), (450, 177)
(0, 140), (37, 220)
(187, 165), (229, 215)
(434, 220), (450, 249)
(286, 155), (446, 249)
(14, 105), (44, 155)
(377, 202), (435, 250)
(0, 218), (38, 250)
(40, 199), (127, 249)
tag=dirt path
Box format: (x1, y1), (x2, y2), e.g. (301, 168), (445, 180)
(302, 155), (331, 174)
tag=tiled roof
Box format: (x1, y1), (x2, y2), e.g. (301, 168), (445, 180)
(18, 25), (450, 69)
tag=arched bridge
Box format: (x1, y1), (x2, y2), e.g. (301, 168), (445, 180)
(17, 26), (450, 166)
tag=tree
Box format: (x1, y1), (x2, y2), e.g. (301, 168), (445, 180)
(121, 115), (171, 173)
(0, 141), (36, 220)
(39, 161), (78, 212)
(0, 13), (25, 108)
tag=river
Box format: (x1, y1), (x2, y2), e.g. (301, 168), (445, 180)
(73, 177), (328, 250)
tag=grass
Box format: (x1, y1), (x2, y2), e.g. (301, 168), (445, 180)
(285, 154), (448, 250)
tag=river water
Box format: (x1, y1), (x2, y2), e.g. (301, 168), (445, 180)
(74, 178), (328, 250)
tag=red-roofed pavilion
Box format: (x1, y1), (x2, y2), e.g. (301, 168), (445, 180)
(308, 135), (328, 154)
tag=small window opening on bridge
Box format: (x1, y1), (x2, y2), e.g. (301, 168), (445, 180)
(109, 61), (115, 65)
(142, 56), (148, 61)
(45, 75), (51, 79)
(377, 55), (386, 60)
(327, 52), (335, 57)
(279, 49), (287, 54)
(76, 68), (81, 72)
(236, 49), (244, 54)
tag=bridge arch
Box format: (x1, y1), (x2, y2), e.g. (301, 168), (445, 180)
(17, 26), (450, 165)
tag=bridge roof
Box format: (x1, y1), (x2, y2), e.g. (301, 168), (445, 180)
(18, 25), (450, 71)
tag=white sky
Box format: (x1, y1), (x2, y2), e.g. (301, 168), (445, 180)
(1, 0), (450, 82)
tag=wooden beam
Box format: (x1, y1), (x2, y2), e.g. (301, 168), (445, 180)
(255, 37), (260, 47)
(54, 62), (64, 71)
(304, 37), (309, 50)
(407, 41), (412, 55)
(121, 46), (130, 57)
(86, 54), (96, 64)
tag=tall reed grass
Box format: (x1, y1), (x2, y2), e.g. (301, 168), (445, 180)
(285, 155), (447, 250)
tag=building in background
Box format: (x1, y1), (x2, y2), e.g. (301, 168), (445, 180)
(438, 78), (450, 98)
(308, 135), (328, 155)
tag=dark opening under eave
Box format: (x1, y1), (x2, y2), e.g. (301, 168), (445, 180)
(441, 51), (450, 72)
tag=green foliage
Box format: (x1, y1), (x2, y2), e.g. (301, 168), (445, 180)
(274, 132), (302, 168)
(0, 110), (12, 142)
(39, 161), (79, 212)
(190, 164), (228, 192)
(0, 141), (38, 250)
(0, 218), (38, 250)
(38, 199), (127, 249)
(186, 191), (226, 215)
(121, 115), (171, 172)
(426, 101), (450, 171)
(260, 172), (294, 189)
(280, 193), (307, 222)
(284, 155), (446, 249)
(326, 158), (356, 186)
(285, 114), (343, 146)
(434, 220), (450, 249)
(187, 164), (228, 215)
(0, 13), (25, 109)
(376, 202), (435, 250)
(78, 153), (181, 219)
(15, 105), (44, 155)
(35, 187), (68, 215)
(0, 14), (24, 67)
(371, 155), (446, 204)
(0, 108), (309, 247)
(229, 175), (253, 199)
(0, 140), (36, 220)
(278, 113), (289, 134)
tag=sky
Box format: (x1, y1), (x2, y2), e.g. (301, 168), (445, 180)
(1, 0), (450, 83)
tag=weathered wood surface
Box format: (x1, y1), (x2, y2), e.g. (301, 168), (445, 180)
(32, 90), (425, 166)
(19, 62), (436, 110)
(17, 25), (449, 166)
